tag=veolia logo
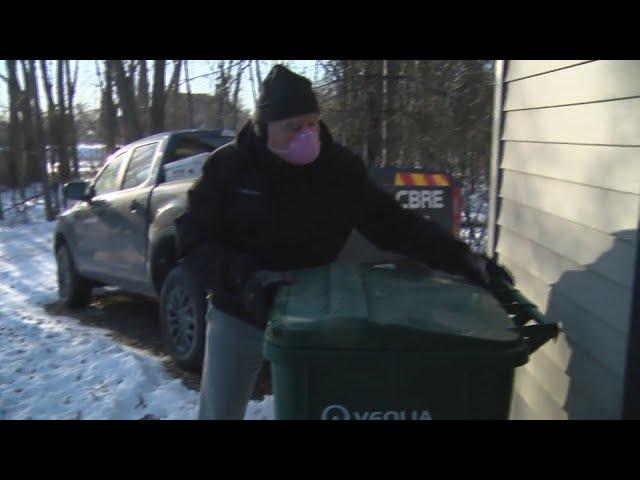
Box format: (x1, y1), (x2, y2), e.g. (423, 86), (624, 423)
(321, 404), (432, 420)
(321, 405), (352, 420)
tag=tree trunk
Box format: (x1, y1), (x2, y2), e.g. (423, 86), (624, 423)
(27, 60), (55, 221)
(382, 59), (400, 167)
(337, 60), (350, 147)
(127, 60), (137, 81)
(216, 61), (227, 129)
(16, 61), (39, 185)
(137, 60), (150, 135)
(184, 60), (194, 129)
(111, 60), (142, 143)
(150, 60), (166, 134)
(39, 60), (61, 214)
(101, 60), (118, 153)
(231, 61), (245, 131)
(346, 61), (356, 150)
(65, 60), (80, 178)
(56, 60), (70, 187)
(6, 60), (23, 192)
(364, 60), (383, 166)
(254, 61), (262, 87)
(248, 60), (258, 108)
(167, 60), (182, 93)
(166, 60), (182, 128)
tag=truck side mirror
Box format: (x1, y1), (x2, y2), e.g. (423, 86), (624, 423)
(63, 181), (92, 202)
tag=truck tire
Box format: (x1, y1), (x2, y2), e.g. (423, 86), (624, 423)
(56, 243), (92, 308)
(160, 264), (207, 371)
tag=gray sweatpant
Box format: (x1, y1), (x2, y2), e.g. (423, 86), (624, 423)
(198, 304), (266, 420)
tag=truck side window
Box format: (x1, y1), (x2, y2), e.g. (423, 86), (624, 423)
(93, 151), (128, 196)
(122, 142), (158, 190)
(163, 134), (232, 165)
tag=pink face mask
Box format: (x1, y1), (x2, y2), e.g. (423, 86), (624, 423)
(268, 127), (321, 166)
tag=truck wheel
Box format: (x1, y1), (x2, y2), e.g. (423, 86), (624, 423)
(56, 243), (92, 308)
(160, 264), (207, 371)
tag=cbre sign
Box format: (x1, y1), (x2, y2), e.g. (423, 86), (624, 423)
(369, 167), (454, 232)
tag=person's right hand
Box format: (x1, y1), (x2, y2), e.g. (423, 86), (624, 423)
(486, 256), (515, 286)
(241, 271), (294, 320)
(460, 252), (491, 287)
(225, 254), (261, 290)
(459, 252), (515, 288)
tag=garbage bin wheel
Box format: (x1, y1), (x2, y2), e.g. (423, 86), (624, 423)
(160, 264), (207, 371)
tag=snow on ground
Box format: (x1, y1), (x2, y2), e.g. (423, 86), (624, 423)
(0, 193), (274, 420)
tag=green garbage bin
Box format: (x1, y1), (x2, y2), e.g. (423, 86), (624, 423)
(263, 262), (552, 420)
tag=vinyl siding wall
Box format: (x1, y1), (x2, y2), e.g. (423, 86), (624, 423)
(492, 60), (640, 419)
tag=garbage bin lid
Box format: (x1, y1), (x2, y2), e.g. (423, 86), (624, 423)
(265, 262), (522, 352)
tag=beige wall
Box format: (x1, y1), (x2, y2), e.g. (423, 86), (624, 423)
(491, 60), (640, 419)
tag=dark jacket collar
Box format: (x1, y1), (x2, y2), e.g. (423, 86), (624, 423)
(232, 119), (335, 196)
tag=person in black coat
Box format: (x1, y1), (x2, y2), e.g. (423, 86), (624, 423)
(176, 65), (495, 420)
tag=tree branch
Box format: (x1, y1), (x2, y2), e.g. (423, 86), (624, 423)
(175, 60), (246, 88)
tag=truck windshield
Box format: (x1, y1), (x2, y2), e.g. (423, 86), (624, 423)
(165, 133), (234, 164)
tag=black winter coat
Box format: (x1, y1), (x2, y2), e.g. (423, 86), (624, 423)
(175, 120), (471, 327)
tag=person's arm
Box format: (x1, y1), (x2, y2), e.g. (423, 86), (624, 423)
(349, 153), (472, 276)
(175, 154), (254, 292)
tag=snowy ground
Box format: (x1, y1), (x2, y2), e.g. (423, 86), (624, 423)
(0, 192), (274, 420)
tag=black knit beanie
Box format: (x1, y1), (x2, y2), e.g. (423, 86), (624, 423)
(254, 65), (320, 126)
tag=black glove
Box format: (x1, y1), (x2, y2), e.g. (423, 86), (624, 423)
(486, 256), (515, 286)
(460, 252), (491, 287)
(459, 253), (514, 288)
(225, 254), (261, 291)
(241, 270), (294, 322)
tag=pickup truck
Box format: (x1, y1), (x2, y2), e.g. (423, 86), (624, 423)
(55, 129), (463, 371)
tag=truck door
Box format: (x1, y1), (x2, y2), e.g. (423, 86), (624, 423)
(101, 141), (160, 287)
(72, 150), (129, 277)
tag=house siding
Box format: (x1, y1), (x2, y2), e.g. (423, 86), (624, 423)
(491, 60), (640, 419)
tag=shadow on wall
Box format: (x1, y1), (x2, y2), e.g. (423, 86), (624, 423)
(524, 228), (638, 419)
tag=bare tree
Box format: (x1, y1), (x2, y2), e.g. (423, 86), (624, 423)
(127, 60), (138, 81)
(56, 60), (70, 185)
(254, 60), (262, 87)
(65, 60), (80, 177)
(165, 60), (183, 129)
(167, 60), (182, 94)
(381, 59), (400, 167)
(216, 60), (230, 129)
(15, 61), (39, 185)
(184, 60), (194, 129)
(39, 60), (61, 214)
(150, 60), (166, 134)
(111, 60), (143, 143)
(137, 60), (150, 134)
(5, 60), (24, 196)
(231, 61), (247, 131)
(248, 60), (258, 109)
(97, 60), (117, 154)
(25, 60), (55, 220)
(363, 60), (383, 166)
